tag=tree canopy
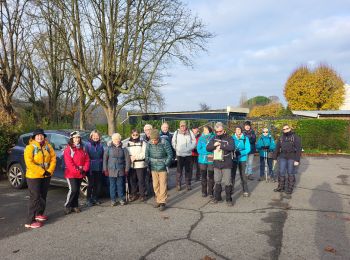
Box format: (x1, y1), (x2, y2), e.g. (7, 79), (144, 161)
(284, 64), (345, 110)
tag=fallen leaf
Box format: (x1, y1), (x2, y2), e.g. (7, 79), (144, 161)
(202, 256), (216, 260)
(12, 250), (20, 253)
(161, 216), (169, 220)
(324, 246), (336, 254)
(324, 214), (337, 219)
(341, 217), (350, 221)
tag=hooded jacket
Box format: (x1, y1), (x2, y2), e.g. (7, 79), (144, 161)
(256, 132), (276, 157)
(85, 140), (104, 172)
(145, 138), (173, 172)
(197, 133), (215, 165)
(64, 145), (90, 179)
(232, 134), (251, 162)
(126, 138), (147, 169)
(24, 139), (57, 179)
(206, 133), (235, 169)
(103, 143), (131, 177)
(243, 129), (256, 154)
(172, 129), (196, 157)
(273, 131), (302, 162)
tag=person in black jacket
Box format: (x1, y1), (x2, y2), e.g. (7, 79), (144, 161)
(273, 124), (302, 195)
(206, 122), (235, 206)
(243, 121), (256, 180)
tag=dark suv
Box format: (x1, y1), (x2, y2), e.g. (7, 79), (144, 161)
(6, 130), (111, 196)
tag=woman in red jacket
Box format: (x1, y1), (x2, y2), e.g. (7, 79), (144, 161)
(63, 131), (90, 214)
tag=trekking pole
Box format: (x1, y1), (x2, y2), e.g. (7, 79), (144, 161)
(125, 177), (130, 202)
(264, 150), (268, 183)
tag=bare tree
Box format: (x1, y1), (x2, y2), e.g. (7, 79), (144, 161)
(199, 102), (210, 111)
(49, 0), (212, 135)
(0, 0), (30, 121)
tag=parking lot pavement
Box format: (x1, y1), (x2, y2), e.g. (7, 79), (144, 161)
(0, 156), (349, 259)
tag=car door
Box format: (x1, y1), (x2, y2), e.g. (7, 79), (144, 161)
(47, 133), (69, 179)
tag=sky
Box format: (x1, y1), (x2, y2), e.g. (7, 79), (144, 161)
(161, 0), (350, 112)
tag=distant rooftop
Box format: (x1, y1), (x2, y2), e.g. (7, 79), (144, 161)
(292, 110), (350, 118)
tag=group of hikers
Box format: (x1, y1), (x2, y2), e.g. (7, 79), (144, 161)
(23, 120), (302, 229)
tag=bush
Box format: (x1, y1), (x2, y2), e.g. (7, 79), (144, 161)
(295, 119), (350, 150)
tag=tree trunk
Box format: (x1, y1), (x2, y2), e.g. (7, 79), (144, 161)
(78, 85), (86, 130)
(0, 95), (16, 123)
(105, 106), (116, 136)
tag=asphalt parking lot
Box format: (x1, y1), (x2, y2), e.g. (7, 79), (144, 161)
(0, 156), (350, 259)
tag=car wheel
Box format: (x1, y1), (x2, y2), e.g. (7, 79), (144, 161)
(8, 163), (26, 189)
(80, 176), (88, 197)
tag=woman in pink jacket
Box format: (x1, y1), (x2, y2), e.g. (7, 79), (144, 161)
(63, 131), (90, 214)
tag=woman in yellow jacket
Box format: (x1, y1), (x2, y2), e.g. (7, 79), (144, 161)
(24, 129), (56, 229)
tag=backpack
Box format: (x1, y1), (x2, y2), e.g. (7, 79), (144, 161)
(173, 130), (194, 149)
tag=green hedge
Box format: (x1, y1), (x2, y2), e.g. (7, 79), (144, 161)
(295, 119), (350, 150)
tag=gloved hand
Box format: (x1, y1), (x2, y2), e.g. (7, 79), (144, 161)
(103, 170), (109, 177)
(235, 150), (241, 157)
(262, 146), (269, 150)
(43, 171), (51, 178)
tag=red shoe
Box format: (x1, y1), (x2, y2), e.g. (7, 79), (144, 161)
(35, 215), (48, 222)
(25, 222), (43, 229)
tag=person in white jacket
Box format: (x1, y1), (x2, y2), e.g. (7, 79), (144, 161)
(172, 121), (196, 191)
(126, 129), (147, 201)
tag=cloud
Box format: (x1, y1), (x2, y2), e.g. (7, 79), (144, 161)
(162, 1), (350, 111)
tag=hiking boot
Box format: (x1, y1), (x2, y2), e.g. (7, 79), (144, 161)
(243, 192), (249, 197)
(159, 204), (166, 211)
(119, 200), (126, 206)
(25, 222), (43, 229)
(211, 199), (218, 204)
(139, 196), (146, 202)
(247, 175), (254, 180)
(111, 201), (117, 207)
(86, 200), (93, 207)
(186, 185), (192, 191)
(176, 185), (181, 191)
(258, 176), (265, 181)
(64, 207), (72, 215)
(209, 194), (214, 199)
(153, 203), (160, 208)
(72, 207), (81, 213)
(226, 201), (234, 207)
(274, 176), (286, 192)
(202, 193), (207, 197)
(35, 215), (48, 222)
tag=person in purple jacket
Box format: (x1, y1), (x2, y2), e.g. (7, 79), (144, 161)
(85, 130), (104, 207)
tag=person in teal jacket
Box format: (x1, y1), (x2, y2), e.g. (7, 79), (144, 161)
(197, 125), (215, 198)
(232, 126), (251, 197)
(256, 128), (276, 181)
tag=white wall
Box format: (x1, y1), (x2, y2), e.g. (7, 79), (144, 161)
(340, 84), (350, 110)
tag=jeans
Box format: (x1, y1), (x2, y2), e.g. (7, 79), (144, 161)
(279, 158), (296, 176)
(109, 176), (125, 201)
(259, 157), (274, 178)
(245, 154), (254, 175)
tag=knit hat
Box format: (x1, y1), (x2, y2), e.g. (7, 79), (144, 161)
(150, 129), (160, 140)
(32, 129), (46, 139)
(70, 131), (81, 139)
(244, 120), (251, 126)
